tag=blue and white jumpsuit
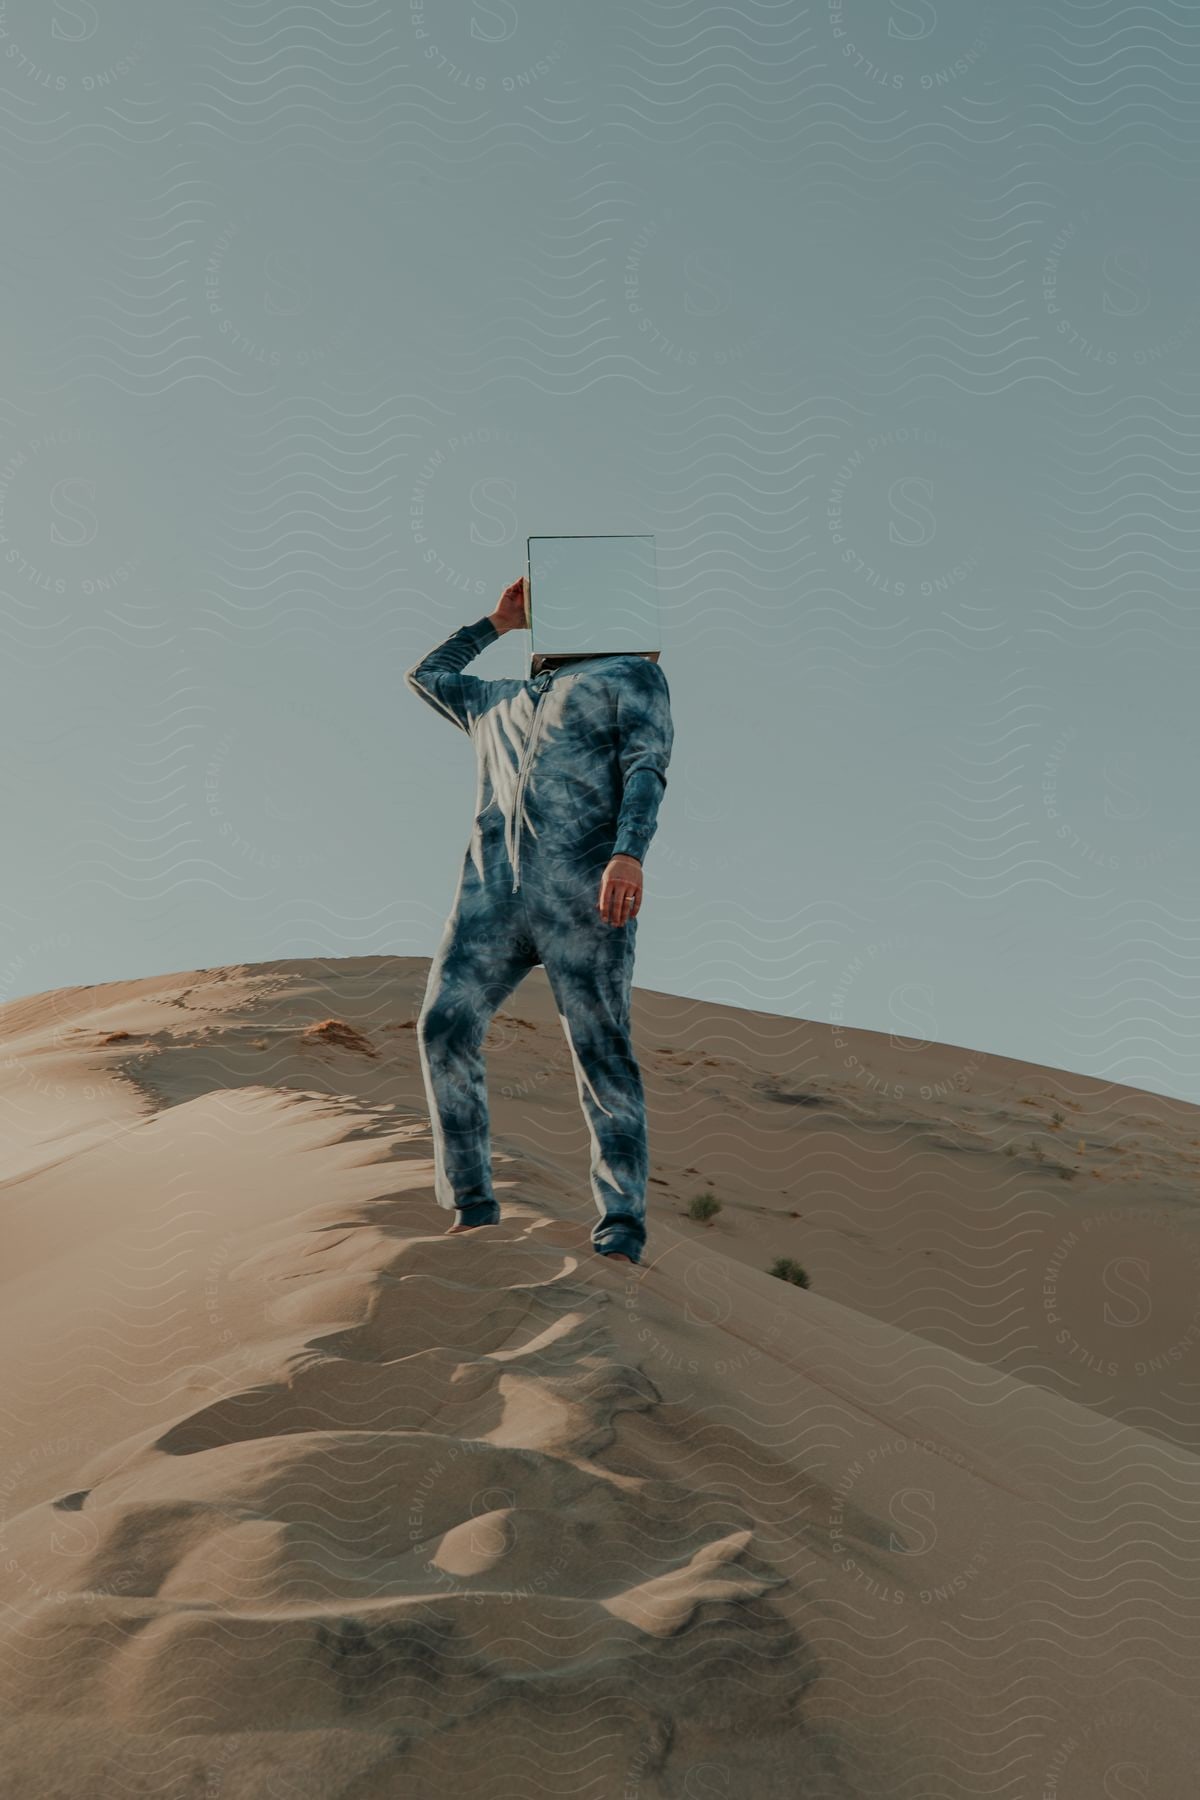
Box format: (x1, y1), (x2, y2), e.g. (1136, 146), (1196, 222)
(405, 616), (674, 1263)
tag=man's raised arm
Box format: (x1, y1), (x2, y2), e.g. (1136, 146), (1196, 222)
(403, 615), (502, 735)
(404, 578), (527, 733)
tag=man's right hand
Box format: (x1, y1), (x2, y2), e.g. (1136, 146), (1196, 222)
(488, 577), (529, 636)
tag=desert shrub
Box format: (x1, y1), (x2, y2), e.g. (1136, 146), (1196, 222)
(688, 1191), (722, 1222)
(769, 1257), (810, 1289)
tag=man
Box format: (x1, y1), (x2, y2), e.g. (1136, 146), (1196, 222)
(405, 575), (674, 1266)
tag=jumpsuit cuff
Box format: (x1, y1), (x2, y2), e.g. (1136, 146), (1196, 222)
(467, 615), (500, 643)
(592, 1218), (645, 1264)
(453, 1198), (501, 1229)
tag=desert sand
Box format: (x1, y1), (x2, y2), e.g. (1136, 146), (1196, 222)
(0, 957), (1196, 1797)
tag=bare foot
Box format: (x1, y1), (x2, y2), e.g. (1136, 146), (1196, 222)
(446, 1221), (495, 1236)
(602, 1251), (635, 1263)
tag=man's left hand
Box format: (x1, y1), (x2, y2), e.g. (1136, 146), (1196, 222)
(598, 855), (643, 926)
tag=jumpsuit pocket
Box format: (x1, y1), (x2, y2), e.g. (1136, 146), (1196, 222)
(564, 782), (617, 860)
(562, 774), (618, 831)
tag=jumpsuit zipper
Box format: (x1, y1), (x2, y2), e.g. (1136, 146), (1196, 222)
(510, 669), (554, 893)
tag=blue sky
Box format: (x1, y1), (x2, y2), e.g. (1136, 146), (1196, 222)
(2, 1), (1199, 1100)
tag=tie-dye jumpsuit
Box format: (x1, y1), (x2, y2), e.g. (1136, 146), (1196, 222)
(405, 616), (674, 1263)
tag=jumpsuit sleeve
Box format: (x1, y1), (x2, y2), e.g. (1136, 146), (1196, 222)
(403, 615), (500, 735)
(611, 661), (674, 864)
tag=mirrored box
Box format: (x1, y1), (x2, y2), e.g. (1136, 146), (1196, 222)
(526, 535), (660, 658)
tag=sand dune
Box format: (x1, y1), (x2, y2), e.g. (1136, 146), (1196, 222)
(0, 959), (1196, 1797)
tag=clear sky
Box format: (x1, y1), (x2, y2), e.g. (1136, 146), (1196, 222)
(2, 1), (1198, 1101)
